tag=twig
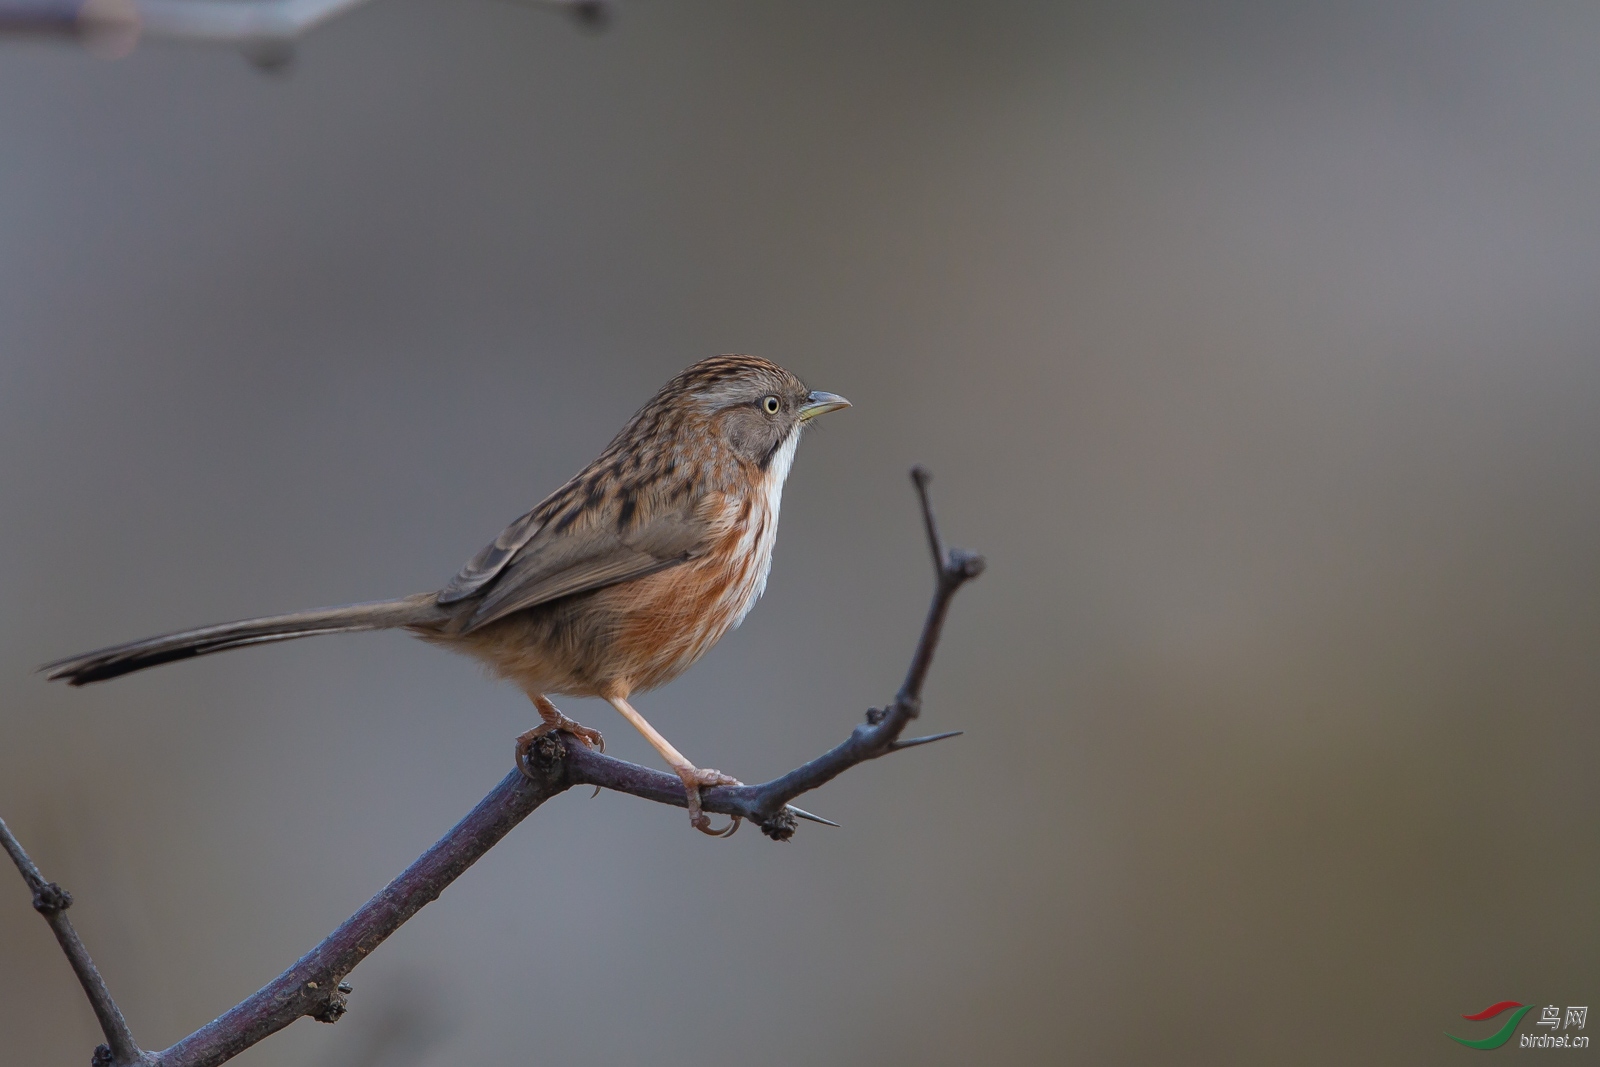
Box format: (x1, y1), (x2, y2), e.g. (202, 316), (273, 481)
(5, 468), (982, 1067)
(0, 816), (145, 1067)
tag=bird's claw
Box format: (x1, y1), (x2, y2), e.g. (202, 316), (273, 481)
(692, 812), (742, 837)
(514, 713), (605, 781)
(534, 712), (605, 750)
(691, 767), (742, 788)
(679, 767), (743, 838)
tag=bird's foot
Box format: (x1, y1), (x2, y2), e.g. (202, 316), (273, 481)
(676, 765), (743, 837)
(536, 702), (605, 750)
(516, 706), (604, 780)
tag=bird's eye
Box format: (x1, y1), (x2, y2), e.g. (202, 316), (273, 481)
(762, 396), (781, 414)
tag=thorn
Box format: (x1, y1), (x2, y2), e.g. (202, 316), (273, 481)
(785, 804), (840, 827)
(890, 730), (964, 751)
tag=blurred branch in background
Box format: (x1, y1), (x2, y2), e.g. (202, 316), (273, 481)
(2, 469), (982, 1067)
(0, 816), (142, 1067)
(0, 0), (607, 68)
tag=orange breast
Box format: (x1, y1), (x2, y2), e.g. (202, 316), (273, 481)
(605, 491), (772, 692)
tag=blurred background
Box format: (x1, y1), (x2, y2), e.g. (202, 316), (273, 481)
(2, 2), (1598, 1064)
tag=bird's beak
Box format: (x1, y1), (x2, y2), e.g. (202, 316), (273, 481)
(798, 390), (851, 421)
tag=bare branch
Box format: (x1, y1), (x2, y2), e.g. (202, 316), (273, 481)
(7, 467), (981, 1066)
(1, 816), (145, 1067)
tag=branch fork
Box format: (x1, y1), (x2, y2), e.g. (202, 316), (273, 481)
(4, 467), (983, 1067)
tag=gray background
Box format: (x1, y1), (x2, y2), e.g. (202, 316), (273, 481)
(2, 2), (1597, 1064)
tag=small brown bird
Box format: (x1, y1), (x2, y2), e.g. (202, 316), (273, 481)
(44, 355), (850, 836)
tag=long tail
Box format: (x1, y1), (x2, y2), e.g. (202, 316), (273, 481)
(42, 593), (447, 686)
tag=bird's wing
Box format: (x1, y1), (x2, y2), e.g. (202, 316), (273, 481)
(440, 484), (709, 633)
(437, 504), (547, 604)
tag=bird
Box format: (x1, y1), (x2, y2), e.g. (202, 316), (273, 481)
(43, 355), (851, 836)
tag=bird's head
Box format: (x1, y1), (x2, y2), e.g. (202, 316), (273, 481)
(666, 354), (851, 471)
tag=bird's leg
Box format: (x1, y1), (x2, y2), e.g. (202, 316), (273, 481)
(516, 693), (605, 780)
(605, 695), (742, 837)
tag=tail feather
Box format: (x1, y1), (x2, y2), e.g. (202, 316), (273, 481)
(43, 593), (445, 686)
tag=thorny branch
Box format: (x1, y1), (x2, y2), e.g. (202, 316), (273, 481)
(4, 468), (983, 1067)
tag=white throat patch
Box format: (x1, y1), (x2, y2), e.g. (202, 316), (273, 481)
(728, 426), (802, 629)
